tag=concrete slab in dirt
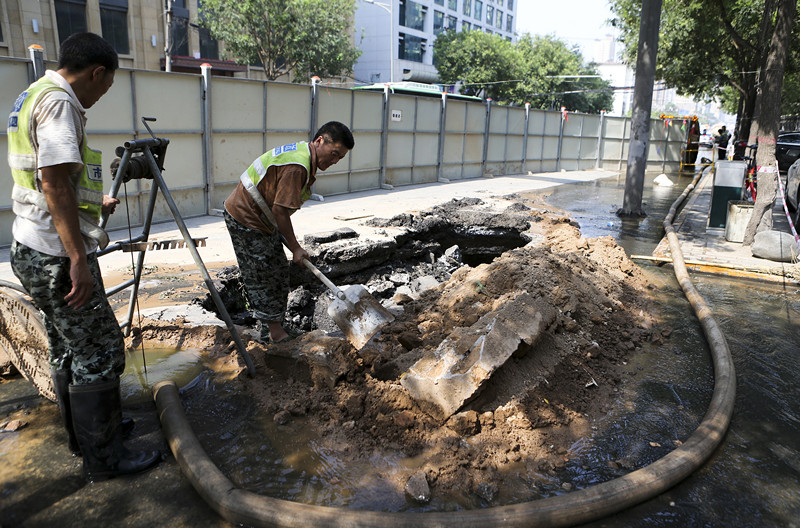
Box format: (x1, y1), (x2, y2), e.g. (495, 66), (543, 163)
(401, 292), (556, 420)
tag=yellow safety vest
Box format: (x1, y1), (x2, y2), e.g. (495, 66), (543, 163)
(7, 76), (108, 249)
(239, 141), (313, 228)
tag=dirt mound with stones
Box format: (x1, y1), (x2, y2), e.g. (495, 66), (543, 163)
(170, 199), (665, 503)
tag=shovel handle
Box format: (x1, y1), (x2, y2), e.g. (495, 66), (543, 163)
(300, 258), (347, 302)
(277, 233), (347, 303)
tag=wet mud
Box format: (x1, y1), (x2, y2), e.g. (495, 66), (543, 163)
(124, 195), (672, 504)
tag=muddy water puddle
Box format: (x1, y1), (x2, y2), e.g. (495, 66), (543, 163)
(121, 346), (206, 404)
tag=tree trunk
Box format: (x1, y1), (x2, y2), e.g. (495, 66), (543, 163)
(618, 0), (662, 218)
(742, 0), (796, 246)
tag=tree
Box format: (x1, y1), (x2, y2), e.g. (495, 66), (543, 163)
(609, 0), (799, 142)
(742, 0), (797, 244)
(433, 30), (523, 102)
(433, 31), (613, 112)
(199, 0), (361, 82)
(515, 35), (614, 113)
(619, 0), (662, 218)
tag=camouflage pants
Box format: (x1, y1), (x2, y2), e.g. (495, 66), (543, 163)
(10, 241), (125, 385)
(223, 209), (289, 324)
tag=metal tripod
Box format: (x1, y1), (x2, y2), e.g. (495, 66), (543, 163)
(99, 118), (255, 376)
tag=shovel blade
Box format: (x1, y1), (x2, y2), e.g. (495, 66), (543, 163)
(328, 285), (394, 349)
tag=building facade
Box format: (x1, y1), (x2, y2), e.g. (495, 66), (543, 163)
(0, 0), (246, 76)
(353, 0), (517, 85)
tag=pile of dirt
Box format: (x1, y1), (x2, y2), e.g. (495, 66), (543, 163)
(133, 197), (669, 504)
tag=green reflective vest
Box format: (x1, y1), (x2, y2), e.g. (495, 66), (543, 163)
(239, 141), (313, 228)
(7, 75), (108, 248)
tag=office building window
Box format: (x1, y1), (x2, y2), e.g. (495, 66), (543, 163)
(433, 10), (445, 34)
(198, 0), (219, 59)
(99, 0), (129, 54)
(507, 0), (513, 9)
(474, 0), (482, 20)
(462, 21), (470, 31)
(448, 0), (457, 11)
(447, 15), (457, 30)
(54, 0), (87, 44)
(169, 0), (190, 56)
(473, 24), (481, 31)
(462, 0), (471, 16)
(506, 14), (512, 32)
(486, 5), (493, 25)
(435, 0), (444, 5)
(495, 9), (502, 28)
(398, 33), (425, 62)
(400, 0), (426, 31)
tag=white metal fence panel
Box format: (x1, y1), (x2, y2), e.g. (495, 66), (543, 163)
(0, 54), (689, 247)
(342, 90), (382, 193)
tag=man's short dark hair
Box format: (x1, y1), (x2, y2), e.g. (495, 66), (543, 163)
(58, 32), (119, 73)
(314, 121), (355, 150)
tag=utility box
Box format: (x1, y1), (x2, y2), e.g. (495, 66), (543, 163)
(725, 201), (753, 243)
(709, 160), (747, 228)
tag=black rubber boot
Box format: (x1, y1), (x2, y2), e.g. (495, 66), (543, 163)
(50, 368), (80, 454)
(69, 379), (161, 482)
(51, 369), (135, 455)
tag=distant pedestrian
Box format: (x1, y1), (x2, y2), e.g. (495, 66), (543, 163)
(716, 126), (730, 161)
(7, 32), (160, 481)
(223, 121), (354, 343)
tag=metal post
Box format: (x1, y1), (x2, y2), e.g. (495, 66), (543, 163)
(578, 113), (584, 169)
(662, 118), (669, 173)
(310, 76), (320, 140)
(129, 72), (144, 224)
(28, 45), (45, 82)
(164, 0), (173, 72)
(379, 85), (393, 189)
(437, 92), (448, 183)
(201, 63), (214, 214)
(481, 98), (492, 177)
(556, 107), (566, 172)
(522, 102), (530, 174)
(595, 110), (605, 169)
(503, 107), (510, 175)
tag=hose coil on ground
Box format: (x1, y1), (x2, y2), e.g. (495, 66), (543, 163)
(153, 169), (735, 527)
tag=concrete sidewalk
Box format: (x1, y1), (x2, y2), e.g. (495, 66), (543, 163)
(652, 169), (800, 279)
(0, 169), (618, 284)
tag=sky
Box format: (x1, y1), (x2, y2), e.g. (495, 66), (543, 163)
(515, 0), (618, 60)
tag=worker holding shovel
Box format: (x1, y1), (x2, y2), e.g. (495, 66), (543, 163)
(223, 121), (354, 343)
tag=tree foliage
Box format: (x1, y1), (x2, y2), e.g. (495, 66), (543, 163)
(433, 30), (523, 102)
(608, 0), (800, 136)
(433, 31), (613, 113)
(199, 0), (361, 82)
(516, 35), (614, 113)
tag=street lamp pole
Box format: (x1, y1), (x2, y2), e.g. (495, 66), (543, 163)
(363, 0), (394, 83)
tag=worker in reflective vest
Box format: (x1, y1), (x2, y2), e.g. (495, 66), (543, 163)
(224, 121), (354, 343)
(7, 32), (160, 482)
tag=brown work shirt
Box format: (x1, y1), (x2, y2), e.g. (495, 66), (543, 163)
(224, 145), (317, 234)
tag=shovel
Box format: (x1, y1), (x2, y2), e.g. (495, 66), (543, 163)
(239, 181), (393, 349)
(299, 258), (394, 349)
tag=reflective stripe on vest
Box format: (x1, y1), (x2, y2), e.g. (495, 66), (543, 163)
(7, 76), (108, 248)
(239, 142), (313, 228)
